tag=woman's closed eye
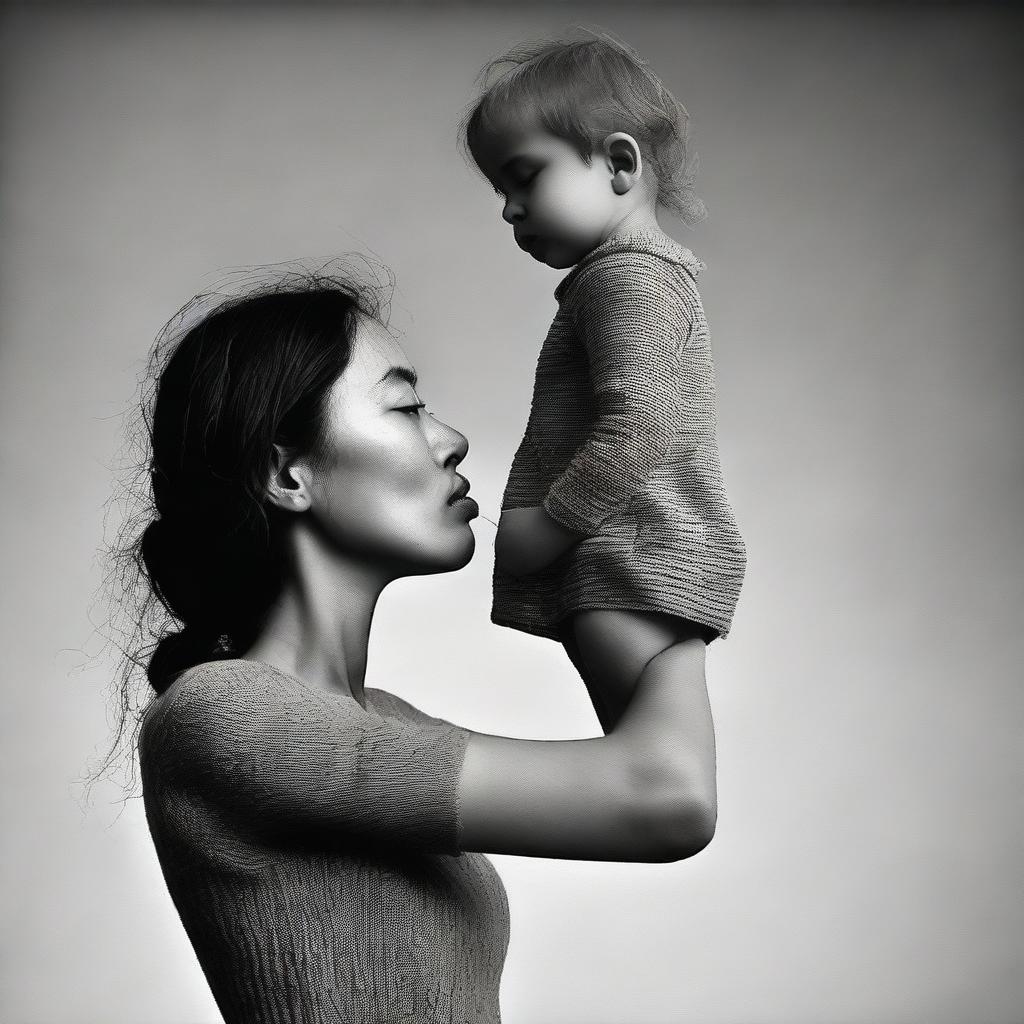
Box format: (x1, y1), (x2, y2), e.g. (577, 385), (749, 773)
(396, 402), (427, 416)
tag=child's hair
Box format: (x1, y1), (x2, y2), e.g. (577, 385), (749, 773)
(462, 31), (706, 225)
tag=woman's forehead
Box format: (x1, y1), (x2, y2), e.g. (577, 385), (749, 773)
(344, 318), (415, 391)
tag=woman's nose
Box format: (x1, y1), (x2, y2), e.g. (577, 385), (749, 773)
(430, 414), (469, 466)
(502, 198), (525, 224)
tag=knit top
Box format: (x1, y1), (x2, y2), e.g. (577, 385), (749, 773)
(138, 658), (510, 1024)
(493, 229), (746, 641)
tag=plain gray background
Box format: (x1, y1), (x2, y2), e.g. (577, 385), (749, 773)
(1, 3), (1021, 1022)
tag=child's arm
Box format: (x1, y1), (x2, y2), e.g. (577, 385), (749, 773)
(494, 505), (583, 577)
(495, 253), (697, 577)
(543, 253), (696, 540)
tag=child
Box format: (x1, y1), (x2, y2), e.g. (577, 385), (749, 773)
(463, 34), (746, 735)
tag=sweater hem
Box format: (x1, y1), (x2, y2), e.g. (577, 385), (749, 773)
(491, 603), (731, 644)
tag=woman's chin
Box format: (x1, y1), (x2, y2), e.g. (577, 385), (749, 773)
(447, 531), (476, 571)
(405, 530), (476, 577)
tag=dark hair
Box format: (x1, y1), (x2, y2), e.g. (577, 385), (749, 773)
(86, 266), (390, 795)
(462, 31), (706, 224)
(105, 267), (386, 716)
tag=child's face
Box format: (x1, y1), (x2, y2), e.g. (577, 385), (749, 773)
(475, 119), (622, 270)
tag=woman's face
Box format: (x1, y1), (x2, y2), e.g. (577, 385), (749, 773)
(301, 316), (478, 576)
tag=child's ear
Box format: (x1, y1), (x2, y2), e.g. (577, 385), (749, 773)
(265, 443), (313, 513)
(602, 132), (643, 196)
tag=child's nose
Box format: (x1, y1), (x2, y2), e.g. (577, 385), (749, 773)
(502, 198), (525, 224)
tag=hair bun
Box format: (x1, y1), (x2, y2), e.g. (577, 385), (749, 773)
(147, 624), (223, 694)
(141, 516), (219, 629)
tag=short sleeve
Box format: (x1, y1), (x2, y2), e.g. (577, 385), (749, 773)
(141, 661), (471, 855)
(543, 253), (697, 536)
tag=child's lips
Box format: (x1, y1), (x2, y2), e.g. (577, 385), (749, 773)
(516, 233), (539, 252)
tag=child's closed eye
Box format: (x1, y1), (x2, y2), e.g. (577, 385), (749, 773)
(512, 168), (539, 189)
(493, 166), (540, 198)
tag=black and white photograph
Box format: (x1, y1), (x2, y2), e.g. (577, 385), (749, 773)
(1, 2), (1021, 1022)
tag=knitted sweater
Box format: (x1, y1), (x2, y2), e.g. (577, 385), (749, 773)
(138, 659), (510, 1023)
(493, 230), (746, 641)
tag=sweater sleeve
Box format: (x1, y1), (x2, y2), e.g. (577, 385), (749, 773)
(500, 431), (548, 511)
(543, 253), (696, 537)
(145, 661), (470, 855)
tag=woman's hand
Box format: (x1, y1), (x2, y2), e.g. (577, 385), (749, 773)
(494, 506), (584, 577)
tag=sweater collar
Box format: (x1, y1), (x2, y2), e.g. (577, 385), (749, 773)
(554, 229), (705, 302)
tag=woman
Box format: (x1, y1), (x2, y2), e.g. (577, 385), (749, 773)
(133, 271), (717, 1023)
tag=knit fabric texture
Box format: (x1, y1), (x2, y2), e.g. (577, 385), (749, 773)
(138, 658), (510, 1023)
(493, 229), (747, 641)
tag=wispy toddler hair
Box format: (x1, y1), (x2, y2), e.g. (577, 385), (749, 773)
(462, 32), (706, 225)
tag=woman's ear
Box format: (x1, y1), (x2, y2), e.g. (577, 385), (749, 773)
(602, 132), (643, 196)
(265, 443), (312, 513)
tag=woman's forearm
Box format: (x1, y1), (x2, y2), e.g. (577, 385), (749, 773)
(458, 637), (717, 862)
(611, 639), (718, 845)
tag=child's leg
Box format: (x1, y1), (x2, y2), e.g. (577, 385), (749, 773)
(558, 622), (616, 732)
(561, 610), (713, 735)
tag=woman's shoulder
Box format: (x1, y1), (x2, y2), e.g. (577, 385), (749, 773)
(138, 658), (360, 769)
(142, 657), (287, 725)
(365, 687), (456, 730)
(139, 660), (452, 753)
(136, 661), (423, 783)
(139, 659), (274, 763)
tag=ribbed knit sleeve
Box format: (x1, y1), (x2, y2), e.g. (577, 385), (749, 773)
(500, 432), (548, 510)
(145, 660), (470, 855)
(543, 252), (696, 536)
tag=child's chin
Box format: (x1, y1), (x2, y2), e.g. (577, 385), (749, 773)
(536, 250), (576, 270)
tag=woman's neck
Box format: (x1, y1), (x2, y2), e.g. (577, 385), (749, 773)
(243, 531), (391, 708)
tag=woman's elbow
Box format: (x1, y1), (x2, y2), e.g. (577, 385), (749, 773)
(627, 769), (717, 862)
(643, 797), (717, 862)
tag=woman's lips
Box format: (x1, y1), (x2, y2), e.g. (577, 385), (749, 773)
(449, 496), (480, 519)
(446, 476), (478, 518)
(447, 476), (470, 503)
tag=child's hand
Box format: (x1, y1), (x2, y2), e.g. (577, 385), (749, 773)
(495, 507), (584, 577)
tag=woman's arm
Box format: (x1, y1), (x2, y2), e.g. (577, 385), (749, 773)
(458, 636), (715, 863)
(147, 648), (715, 864)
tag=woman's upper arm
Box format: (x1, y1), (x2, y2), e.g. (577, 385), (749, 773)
(151, 664), (468, 854)
(352, 687), (696, 861)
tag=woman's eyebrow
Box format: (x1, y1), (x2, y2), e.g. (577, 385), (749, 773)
(375, 366), (419, 389)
